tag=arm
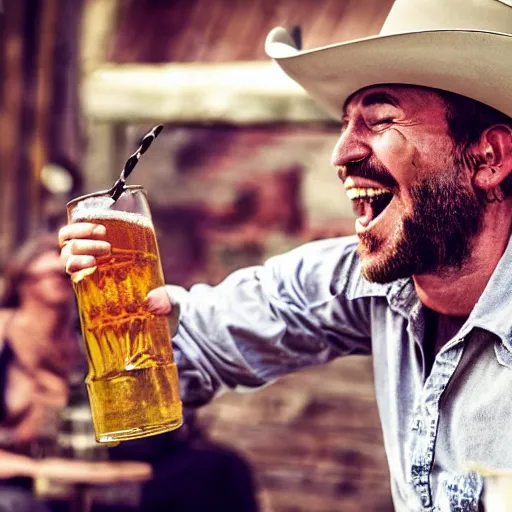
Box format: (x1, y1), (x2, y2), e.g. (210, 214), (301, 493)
(168, 237), (374, 406)
(58, 225), (374, 407)
(0, 448), (37, 478)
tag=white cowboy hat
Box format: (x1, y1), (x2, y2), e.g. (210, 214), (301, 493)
(265, 0), (512, 119)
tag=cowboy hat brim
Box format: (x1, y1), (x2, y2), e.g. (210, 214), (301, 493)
(265, 28), (512, 120)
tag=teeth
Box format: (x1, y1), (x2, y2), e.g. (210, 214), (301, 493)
(345, 187), (390, 200)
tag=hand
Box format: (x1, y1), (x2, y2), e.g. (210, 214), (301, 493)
(146, 287), (180, 333)
(146, 288), (172, 315)
(59, 224), (178, 324)
(58, 222), (111, 275)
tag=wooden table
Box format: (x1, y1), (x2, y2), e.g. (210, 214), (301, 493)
(33, 458), (152, 512)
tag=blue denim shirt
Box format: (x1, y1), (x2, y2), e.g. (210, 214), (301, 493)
(168, 234), (512, 511)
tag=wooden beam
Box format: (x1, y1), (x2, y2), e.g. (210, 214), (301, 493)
(30, 0), (60, 231)
(82, 62), (332, 124)
(80, 0), (120, 75)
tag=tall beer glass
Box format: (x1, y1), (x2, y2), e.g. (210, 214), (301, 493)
(67, 186), (182, 443)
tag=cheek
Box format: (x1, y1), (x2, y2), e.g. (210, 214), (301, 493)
(374, 129), (454, 188)
(54, 280), (73, 294)
(373, 129), (418, 186)
(42, 279), (72, 298)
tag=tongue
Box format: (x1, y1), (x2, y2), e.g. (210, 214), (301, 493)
(358, 201), (374, 228)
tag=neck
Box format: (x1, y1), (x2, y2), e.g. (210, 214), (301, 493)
(413, 202), (512, 316)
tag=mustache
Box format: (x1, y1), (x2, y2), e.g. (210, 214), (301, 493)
(338, 157), (398, 189)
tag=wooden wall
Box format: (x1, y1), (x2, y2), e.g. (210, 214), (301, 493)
(199, 357), (393, 512)
(108, 0), (393, 63)
(0, 0), (83, 268)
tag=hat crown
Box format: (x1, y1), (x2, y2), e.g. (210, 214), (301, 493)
(381, 0), (512, 35)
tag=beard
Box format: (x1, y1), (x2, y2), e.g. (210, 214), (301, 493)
(358, 168), (485, 284)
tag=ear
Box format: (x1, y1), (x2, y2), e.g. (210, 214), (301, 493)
(473, 125), (512, 191)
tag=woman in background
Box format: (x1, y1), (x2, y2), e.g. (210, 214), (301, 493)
(0, 234), (260, 512)
(0, 234), (78, 511)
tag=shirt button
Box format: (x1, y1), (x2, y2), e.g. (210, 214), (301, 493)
(412, 418), (422, 432)
(421, 493), (431, 507)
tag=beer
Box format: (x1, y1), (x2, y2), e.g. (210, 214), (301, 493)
(70, 194), (182, 443)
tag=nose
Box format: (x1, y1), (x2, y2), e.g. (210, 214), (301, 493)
(330, 122), (371, 170)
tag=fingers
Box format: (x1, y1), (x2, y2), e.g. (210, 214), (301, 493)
(61, 239), (111, 258)
(61, 240), (111, 274)
(145, 287), (180, 336)
(58, 222), (111, 275)
(58, 223), (107, 247)
(145, 287), (172, 316)
(66, 255), (97, 274)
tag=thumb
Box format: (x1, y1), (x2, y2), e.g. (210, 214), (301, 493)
(145, 287), (172, 315)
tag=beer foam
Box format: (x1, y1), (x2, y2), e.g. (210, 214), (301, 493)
(73, 196), (115, 213)
(71, 207), (153, 228)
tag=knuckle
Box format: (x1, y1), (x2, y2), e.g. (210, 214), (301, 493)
(67, 239), (78, 255)
(60, 240), (70, 258)
(99, 241), (110, 254)
(58, 226), (70, 248)
(65, 257), (76, 275)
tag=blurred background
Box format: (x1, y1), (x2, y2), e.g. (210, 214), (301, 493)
(0, 0), (395, 510)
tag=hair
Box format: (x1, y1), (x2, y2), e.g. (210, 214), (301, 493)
(0, 233), (61, 308)
(436, 89), (512, 198)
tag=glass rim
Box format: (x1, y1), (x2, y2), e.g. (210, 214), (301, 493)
(66, 185), (145, 209)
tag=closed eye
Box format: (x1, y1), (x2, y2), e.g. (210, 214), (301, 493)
(369, 117), (394, 127)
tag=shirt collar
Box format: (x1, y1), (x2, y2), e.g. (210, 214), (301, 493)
(383, 234), (512, 347)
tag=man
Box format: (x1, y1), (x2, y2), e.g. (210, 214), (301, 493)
(59, 0), (512, 509)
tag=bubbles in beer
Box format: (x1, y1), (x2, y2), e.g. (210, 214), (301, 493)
(71, 207), (153, 230)
(72, 212), (181, 440)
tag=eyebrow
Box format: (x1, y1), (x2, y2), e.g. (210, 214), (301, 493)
(361, 91), (400, 108)
(341, 90), (401, 121)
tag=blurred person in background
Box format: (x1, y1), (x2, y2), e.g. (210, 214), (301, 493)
(0, 234), (78, 512)
(59, 0), (512, 510)
(0, 236), (259, 512)
(109, 409), (259, 512)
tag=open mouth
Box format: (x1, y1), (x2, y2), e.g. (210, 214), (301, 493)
(346, 187), (394, 228)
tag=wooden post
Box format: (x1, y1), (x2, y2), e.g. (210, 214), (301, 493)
(0, 0), (25, 266)
(0, 0), (84, 268)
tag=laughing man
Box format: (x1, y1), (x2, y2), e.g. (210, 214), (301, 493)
(59, 0), (512, 509)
